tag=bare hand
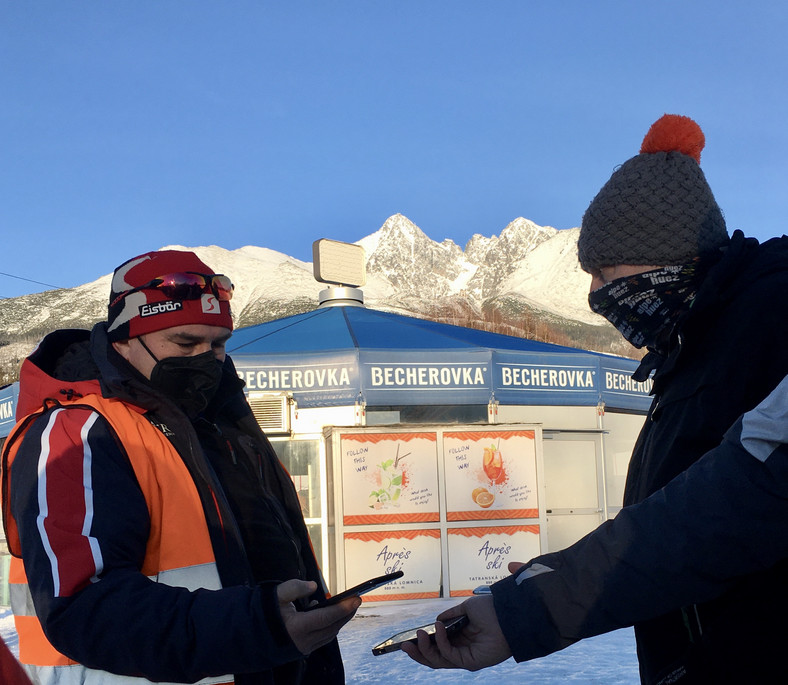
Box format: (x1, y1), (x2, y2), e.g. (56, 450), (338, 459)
(401, 596), (511, 671)
(508, 561), (526, 574)
(277, 580), (361, 655)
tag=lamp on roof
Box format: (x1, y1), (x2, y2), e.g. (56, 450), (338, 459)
(312, 239), (367, 307)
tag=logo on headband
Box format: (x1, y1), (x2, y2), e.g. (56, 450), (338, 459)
(201, 293), (221, 314)
(139, 301), (184, 317)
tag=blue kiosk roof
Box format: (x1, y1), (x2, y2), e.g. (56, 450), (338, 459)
(0, 307), (652, 439)
(228, 306), (652, 412)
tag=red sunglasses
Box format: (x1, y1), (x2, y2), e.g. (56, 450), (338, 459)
(111, 272), (234, 307)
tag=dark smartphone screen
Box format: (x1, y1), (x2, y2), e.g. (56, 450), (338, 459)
(372, 614), (469, 655)
(306, 571), (404, 611)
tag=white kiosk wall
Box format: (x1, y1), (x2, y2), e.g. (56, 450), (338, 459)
(600, 410), (648, 516)
(541, 431), (605, 552)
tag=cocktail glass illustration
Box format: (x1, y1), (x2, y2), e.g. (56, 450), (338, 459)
(368, 445), (409, 510)
(382, 461), (403, 501)
(483, 445), (503, 484)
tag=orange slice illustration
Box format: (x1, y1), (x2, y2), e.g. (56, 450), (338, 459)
(475, 490), (495, 508)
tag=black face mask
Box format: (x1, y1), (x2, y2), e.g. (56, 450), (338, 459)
(138, 338), (223, 418)
(588, 263), (704, 350)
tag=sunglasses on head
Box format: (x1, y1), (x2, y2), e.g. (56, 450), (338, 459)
(111, 272), (234, 307)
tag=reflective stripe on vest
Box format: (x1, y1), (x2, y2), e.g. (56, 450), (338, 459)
(5, 394), (232, 685)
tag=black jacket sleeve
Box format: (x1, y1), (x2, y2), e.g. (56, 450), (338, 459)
(10, 406), (302, 682)
(491, 374), (788, 663)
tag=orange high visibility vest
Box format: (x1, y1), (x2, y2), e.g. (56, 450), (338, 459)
(4, 394), (233, 685)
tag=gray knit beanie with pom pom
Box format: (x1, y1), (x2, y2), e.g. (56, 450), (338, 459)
(578, 114), (729, 272)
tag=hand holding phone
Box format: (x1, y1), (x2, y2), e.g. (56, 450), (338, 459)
(398, 596), (513, 670)
(372, 614), (469, 655)
(306, 571), (404, 611)
(277, 579), (359, 656)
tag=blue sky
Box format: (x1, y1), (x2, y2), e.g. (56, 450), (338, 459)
(2, 1), (788, 298)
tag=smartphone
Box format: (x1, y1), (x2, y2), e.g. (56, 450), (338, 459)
(371, 614), (470, 655)
(472, 585), (492, 595)
(306, 571), (404, 611)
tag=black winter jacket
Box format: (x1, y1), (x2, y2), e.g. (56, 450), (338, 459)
(492, 231), (788, 684)
(493, 372), (788, 681)
(626, 231), (788, 683)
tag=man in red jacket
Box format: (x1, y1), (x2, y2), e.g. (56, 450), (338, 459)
(3, 249), (358, 684)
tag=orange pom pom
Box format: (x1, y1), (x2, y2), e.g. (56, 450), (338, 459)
(640, 114), (705, 164)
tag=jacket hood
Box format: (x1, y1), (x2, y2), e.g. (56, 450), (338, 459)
(16, 324), (158, 419)
(16, 329), (100, 418)
(694, 230), (788, 314)
(632, 230), (788, 384)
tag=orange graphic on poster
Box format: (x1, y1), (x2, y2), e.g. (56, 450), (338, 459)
(471, 486), (495, 508)
(482, 445), (504, 483)
(471, 441), (507, 509)
(444, 429), (538, 522)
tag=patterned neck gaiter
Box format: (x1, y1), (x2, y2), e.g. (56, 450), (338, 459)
(588, 262), (705, 349)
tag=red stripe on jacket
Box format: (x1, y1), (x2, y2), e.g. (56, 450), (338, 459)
(37, 408), (103, 597)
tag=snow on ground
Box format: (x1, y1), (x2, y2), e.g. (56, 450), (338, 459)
(1, 601), (640, 683)
(338, 598), (639, 684)
(1, 606), (18, 655)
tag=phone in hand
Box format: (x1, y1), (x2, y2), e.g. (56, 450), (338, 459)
(306, 571), (404, 611)
(371, 614), (470, 655)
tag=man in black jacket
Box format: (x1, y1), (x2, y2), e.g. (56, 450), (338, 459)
(404, 372), (788, 680)
(403, 114), (788, 683)
(3, 249), (356, 684)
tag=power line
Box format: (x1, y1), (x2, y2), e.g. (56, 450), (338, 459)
(0, 270), (64, 291)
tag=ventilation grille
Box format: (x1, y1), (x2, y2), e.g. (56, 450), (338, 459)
(248, 394), (291, 434)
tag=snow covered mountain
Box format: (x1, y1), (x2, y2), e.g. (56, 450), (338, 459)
(0, 214), (629, 383)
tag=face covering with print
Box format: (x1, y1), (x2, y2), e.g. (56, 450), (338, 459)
(139, 338), (224, 417)
(588, 263), (704, 349)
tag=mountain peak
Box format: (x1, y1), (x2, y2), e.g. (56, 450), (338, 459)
(381, 213), (427, 238)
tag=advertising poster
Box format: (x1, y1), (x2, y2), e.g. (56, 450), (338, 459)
(447, 525), (541, 596)
(343, 529), (442, 601)
(340, 432), (439, 525)
(443, 429), (538, 521)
